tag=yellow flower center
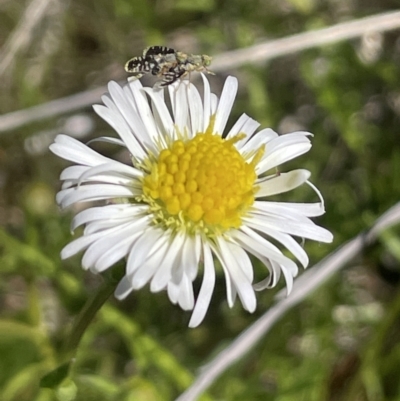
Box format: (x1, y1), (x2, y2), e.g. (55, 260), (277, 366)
(141, 118), (264, 235)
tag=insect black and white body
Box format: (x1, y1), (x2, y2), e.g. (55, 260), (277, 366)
(125, 46), (214, 87)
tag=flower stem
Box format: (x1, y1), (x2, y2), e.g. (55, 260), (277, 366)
(62, 279), (114, 357)
(62, 265), (124, 359)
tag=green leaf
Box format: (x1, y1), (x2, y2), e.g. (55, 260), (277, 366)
(0, 228), (56, 276)
(174, 0), (215, 12)
(0, 320), (49, 388)
(40, 362), (72, 389)
(380, 229), (400, 263)
(55, 379), (78, 401)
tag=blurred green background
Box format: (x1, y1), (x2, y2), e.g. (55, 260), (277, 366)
(1, 0), (400, 400)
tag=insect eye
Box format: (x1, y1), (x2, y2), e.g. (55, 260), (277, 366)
(202, 56), (212, 66)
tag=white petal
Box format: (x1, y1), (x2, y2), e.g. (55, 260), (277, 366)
(108, 81), (144, 133)
(245, 216), (309, 267)
(130, 235), (169, 289)
(101, 93), (123, 115)
(122, 84), (155, 141)
(306, 180), (326, 214)
(232, 227), (298, 273)
(201, 73), (211, 131)
(61, 230), (106, 260)
(60, 165), (88, 181)
(86, 136), (126, 148)
(257, 132), (312, 173)
(128, 86), (162, 148)
(93, 104), (146, 160)
(150, 232), (186, 292)
(56, 184), (138, 208)
(82, 215), (150, 235)
(60, 165), (136, 188)
(279, 263), (295, 295)
(69, 175), (134, 188)
(253, 259), (282, 290)
(141, 87), (174, 141)
(126, 228), (166, 275)
(168, 82), (178, 120)
(227, 114), (260, 148)
(221, 234), (254, 281)
(177, 273), (195, 311)
(240, 128), (278, 155)
(207, 242), (234, 307)
(187, 82), (204, 135)
(253, 263), (274, 290)
(50, 134), (111, 166)
(172, 81), (190, 131)
(81, 221), (141, 271)
(189, 241), (215, 328)
(115, 276), (135, 300)
(226, 113), (248, 138)
(108, 81), (148, 138)
(71, 204), (147, 231)
(127, 75), (144, 91)
(167, 280), (180, 305)
(253, 200), (325, 217)
(213, 76), (238, 134)
(243, 213), (334, 243)
(76, 162), (143, 184)
(213, 237), (256, 312)
(94, 234), (139, 272)
(181, 235), (200, 281)
(210, 93), (218, 115)
(256, 169), (311, 197)
(88, 219), (148, 272)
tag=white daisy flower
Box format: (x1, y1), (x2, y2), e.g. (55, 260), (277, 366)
(50, 75), (333, 327)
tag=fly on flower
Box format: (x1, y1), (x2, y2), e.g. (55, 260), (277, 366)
(125, 46), (214, 87)
(50, 74), (333, 327)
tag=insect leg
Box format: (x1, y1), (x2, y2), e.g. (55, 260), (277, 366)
(160, 68), (186, 86)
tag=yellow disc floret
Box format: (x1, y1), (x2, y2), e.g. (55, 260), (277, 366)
(142, 123), (264, 234)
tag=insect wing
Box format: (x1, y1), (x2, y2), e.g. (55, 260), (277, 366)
(144, 46), (176, 58)
(125, 57), (146, 73)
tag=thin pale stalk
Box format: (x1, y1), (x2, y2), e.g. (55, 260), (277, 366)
(2, 11), (400, 133)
